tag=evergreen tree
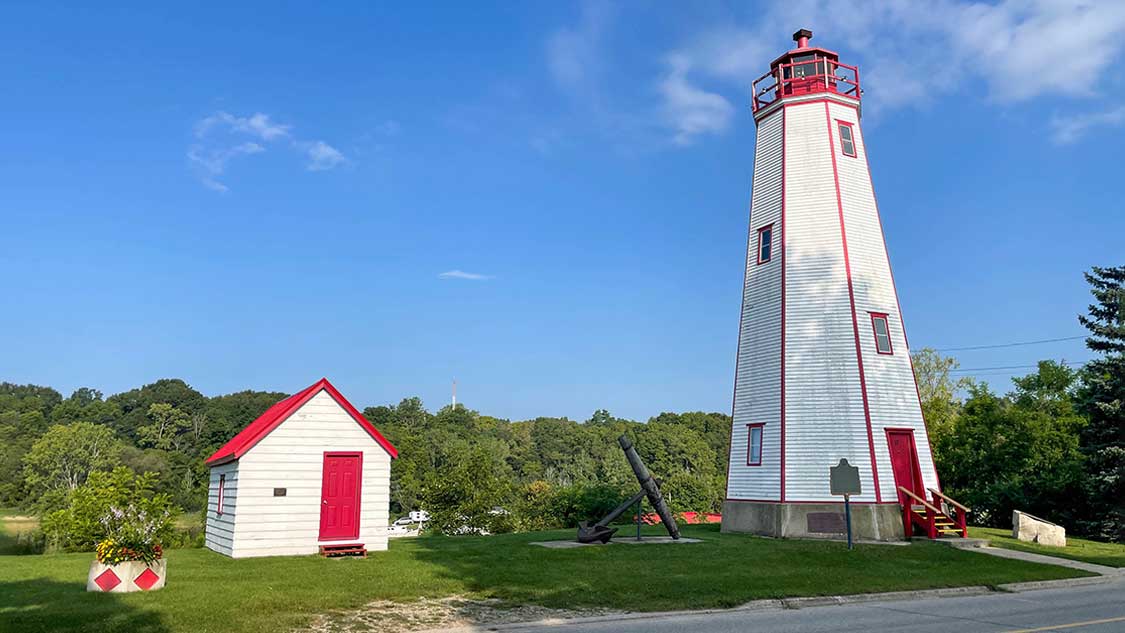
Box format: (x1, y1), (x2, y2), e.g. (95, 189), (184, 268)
(1076, 265), (1125, 541)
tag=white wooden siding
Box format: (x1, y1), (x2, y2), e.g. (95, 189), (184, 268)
(781, 101), (877, 502)
(204, 462), (238, 556)
(829, 102), (939, 501)
(728, 109), (784, 501)
(215, 390), (393, 558)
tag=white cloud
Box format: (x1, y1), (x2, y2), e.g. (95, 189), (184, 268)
(187, 142), (265, 192)
(658, 55), (734, 145)
(195, 111), (291, 141)
(189, 110), (347, 190)
(438, 270), (493, 281)
(657, 0), (1125, 142)
(951, 0), (1125, 101)
(1050, 105), (1125, 144)
(546, 1), (612, 90)
(305, 141), (347, 171)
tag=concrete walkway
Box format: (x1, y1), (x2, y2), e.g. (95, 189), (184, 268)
(969, 545), (1123, 576)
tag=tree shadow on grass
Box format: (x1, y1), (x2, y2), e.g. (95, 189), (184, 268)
(0, 579), (170, 633)
(402, 523), (1086, 615)
(406, 524), (736, 613)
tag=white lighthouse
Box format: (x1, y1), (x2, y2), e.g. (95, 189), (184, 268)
(723, 30), (943, 541)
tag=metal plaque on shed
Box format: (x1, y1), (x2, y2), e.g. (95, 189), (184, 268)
(829, 459), (861, 496)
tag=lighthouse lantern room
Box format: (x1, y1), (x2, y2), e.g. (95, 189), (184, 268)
(723, 29), (947, 541)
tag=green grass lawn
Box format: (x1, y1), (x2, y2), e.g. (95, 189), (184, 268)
(0, 524), (1093, 633)
(970, 526), (1125, 568)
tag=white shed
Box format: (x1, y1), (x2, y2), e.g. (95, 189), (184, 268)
(204, 378), (398, 558)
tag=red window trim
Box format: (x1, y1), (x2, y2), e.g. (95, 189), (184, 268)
(217, 474), (226, 516)
(756, 224), (774, 265)
(746, 423), (765, 466)
(837, 120), (856, 158)
(870, 312), (894, 355)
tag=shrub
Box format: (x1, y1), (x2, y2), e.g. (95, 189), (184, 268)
(551, 482), (632, 527)
(41, 467), (178, 553)
(423, 447), (513, 535)
(512, 480), (559, 532)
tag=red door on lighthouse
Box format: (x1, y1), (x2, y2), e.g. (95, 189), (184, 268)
(319, 453), (362, 540)
(886, 430), (924, 504)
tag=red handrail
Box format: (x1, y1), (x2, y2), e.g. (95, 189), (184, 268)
(752, 55), (861, 113)
(898, 486), (939, 539)
(930, 489), (969, 538)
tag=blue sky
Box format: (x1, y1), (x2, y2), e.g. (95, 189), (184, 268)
(2, 2), (1123, 421)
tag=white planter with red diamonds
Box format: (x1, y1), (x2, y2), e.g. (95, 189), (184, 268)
(87, 559), (167, 593)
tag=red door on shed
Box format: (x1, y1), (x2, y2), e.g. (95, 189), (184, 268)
(319, 453), (362, 540)
(886, 430), (924, 505)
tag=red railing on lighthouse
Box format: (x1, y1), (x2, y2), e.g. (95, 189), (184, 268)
(752, 31), (861, 113)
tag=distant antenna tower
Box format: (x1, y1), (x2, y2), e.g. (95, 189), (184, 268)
(452, 379), (457, 408)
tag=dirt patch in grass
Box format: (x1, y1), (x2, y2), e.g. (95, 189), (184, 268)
(298, 596), (619, 633)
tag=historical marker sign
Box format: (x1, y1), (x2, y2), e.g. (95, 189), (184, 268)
(830, 458), (861, 550)
(830, 459), (861, 496)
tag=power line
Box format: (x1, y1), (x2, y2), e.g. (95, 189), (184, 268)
(933, 335), (1086, 352)
(949, 360), (1085, 373)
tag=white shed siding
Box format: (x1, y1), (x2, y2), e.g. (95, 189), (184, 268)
(228, 390), (392, 558)
(728, 110), (784, 501)
(204, 461), (238, 556)
(829, 102), (939, 501)
(781, 101), (876, 502)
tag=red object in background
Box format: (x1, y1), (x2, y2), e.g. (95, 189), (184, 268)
(639, 512), (721, 525)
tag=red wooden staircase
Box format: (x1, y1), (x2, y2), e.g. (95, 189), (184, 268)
(898, 487), (971, 540)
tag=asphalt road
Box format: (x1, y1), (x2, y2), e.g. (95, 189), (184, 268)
(500, 578), (1125, 633)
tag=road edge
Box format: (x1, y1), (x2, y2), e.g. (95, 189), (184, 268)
(418, 580), (1124, 633)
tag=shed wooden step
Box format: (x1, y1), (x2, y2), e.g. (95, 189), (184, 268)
(319, 543), (367, 558)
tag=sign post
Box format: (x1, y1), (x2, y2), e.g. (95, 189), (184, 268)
(830, 459), (862, 550)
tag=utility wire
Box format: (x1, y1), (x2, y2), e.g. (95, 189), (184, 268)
(933, 335), (1086, 352)
(949, 360), (1085, 373)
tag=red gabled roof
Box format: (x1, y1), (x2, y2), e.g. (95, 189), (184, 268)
(205, 378), (398, 466)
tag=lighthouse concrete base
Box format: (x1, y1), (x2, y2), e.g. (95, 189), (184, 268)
(721, 500), (906, 541)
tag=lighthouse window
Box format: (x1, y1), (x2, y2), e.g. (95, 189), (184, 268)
(838, 122), (856, 157)
(757, 224), (773, 264)
(783, 54), (824, 79)
(747, 424), (764, 466)
(871, 313), (893, 355)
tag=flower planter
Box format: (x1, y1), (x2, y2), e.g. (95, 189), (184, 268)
(87, 559), (167, 593)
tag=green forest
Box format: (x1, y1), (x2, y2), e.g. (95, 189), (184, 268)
(1, 266), (1121, 547)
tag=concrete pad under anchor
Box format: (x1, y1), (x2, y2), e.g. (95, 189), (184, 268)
(529, 537), (702, 548)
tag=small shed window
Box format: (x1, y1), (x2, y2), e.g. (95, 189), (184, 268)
(217, 474), (226, 515)
(871, 313), (893, 355)
(757, 224), (773, 264)
(747, 424), (764, 466)
(838, 121), (856, 157)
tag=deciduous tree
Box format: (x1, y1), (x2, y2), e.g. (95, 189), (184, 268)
(22, 422), (121, 512)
